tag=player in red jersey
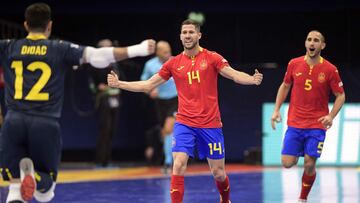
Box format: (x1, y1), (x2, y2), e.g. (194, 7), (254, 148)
(271, 30), (345, 203)
(108, 19), (263, 203)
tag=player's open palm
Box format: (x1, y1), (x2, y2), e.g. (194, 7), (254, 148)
(107, 71), (119, 88)
(271, 111), (282, 130)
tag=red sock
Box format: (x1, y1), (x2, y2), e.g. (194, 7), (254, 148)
(300, 172), (316, 200)
(216, 176), (230, 203)
(171, 175), (184, 203)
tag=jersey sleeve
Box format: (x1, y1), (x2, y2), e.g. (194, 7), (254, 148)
(329, 67), (344, 94)
(283, 60), (294, 85)
(212, 52), (229, 71)
(61, 41), (85, 66)
(158, 59), (172, 81)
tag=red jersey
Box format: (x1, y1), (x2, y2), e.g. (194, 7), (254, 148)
(158, 48), (229, 128)
(284, 55), (344, 129)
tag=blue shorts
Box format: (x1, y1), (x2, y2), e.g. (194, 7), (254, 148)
(282, 126), (326, 158)
(0, 111), (61, 181)
(172, 122), (225, 160)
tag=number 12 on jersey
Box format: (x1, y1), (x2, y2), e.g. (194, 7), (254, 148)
(187, 70), (200, 85)
(11, 60), (52, 101)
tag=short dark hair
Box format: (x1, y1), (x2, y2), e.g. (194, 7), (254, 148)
(181, 19), (201, 32)
(25, 3), (51, 32)
(308, 30), (326, 43)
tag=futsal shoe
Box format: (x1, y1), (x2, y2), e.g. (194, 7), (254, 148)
(298, 199), (307, 203)
(20, 158), (36, 201)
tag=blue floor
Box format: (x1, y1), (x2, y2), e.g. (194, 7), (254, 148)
(1, 167), (359, 203)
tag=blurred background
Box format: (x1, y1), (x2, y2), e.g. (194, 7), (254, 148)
(1, 0), (359, 165)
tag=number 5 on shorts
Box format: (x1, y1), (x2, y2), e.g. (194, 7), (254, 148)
(317, 142), (324, 154)
(208, 142), (222, 155)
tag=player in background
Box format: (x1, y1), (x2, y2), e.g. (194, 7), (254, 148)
(108, 19), (263, 203)
(141, 40), (177, 174)
(271, 30), (345, 203)
(0, 3), (155, 203)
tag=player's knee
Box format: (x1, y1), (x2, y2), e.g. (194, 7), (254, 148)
(281, 158), (297, 168)
(34, 182), (56, 202)
(172, 161), (186, 175)
(6, 183), (25, 203)
(210, 166), (226, 181)
(304, 162), (316, 174)
(172, 159), (187, 175)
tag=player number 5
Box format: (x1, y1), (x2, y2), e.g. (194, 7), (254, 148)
(317, 142), (324, 154)
(304, 79), (312, 91)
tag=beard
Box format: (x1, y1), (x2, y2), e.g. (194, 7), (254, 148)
(183, 41), (198, 50)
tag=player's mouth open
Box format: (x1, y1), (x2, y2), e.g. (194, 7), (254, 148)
(309, 48), (315, 52)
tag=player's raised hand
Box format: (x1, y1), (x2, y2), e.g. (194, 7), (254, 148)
(253, 69), (263, 85)
(318, 115), (333, 129)
(146, 39), (156, 55)
(127, 39), (156, 58)
(271, 111), (282, 130)
(107, 71), (119, 88)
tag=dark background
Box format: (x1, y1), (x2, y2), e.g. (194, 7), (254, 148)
(1, 0), (359, 162)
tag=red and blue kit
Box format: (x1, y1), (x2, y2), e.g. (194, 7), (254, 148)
(158, 48), (228, 128)
(158, 48), (229, 159)
(284, 55), (344, 130)
(282, 55), (344, 158)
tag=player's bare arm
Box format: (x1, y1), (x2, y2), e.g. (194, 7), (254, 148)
(271, 82), (291, 130)
(107, 71), (166, 93)
(318, 91), (345, 129)
(219, 66), (263, 85)
(83, 39), (156, 68)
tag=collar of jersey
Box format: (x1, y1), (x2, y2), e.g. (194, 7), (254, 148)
(26, 34), (47, 40)
(182, 47), (204, 58)
(304, 55), (324, 64)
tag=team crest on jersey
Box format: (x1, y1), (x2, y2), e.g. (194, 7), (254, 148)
(200, 59), (207, 70)
(318, 72), (326, 83)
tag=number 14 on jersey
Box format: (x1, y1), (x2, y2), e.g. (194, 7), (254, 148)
(187, 70), (200, 85)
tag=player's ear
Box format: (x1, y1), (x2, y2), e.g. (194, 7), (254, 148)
(198, 32), (202, 40)
(24, 21), (29, 32)
(45, 21), (53, 38)
(321, 42), (326, 50)
(47, 21), (53, 32)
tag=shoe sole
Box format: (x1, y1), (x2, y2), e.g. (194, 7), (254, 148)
(20, 158), (36, 201)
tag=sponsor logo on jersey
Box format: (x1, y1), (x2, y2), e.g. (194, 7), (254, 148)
(177, 66), (184, 71)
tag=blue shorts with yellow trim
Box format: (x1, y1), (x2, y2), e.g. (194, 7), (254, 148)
(282, 126), (326, 158)
(172, 122), (225, 160)
(0, 111), (61, 181)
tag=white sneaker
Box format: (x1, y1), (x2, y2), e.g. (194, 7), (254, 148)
(19, 158), (36, 202)
(298, 199), (307, 203)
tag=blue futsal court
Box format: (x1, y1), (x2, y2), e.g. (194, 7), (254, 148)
(1, 165), (359, 203)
